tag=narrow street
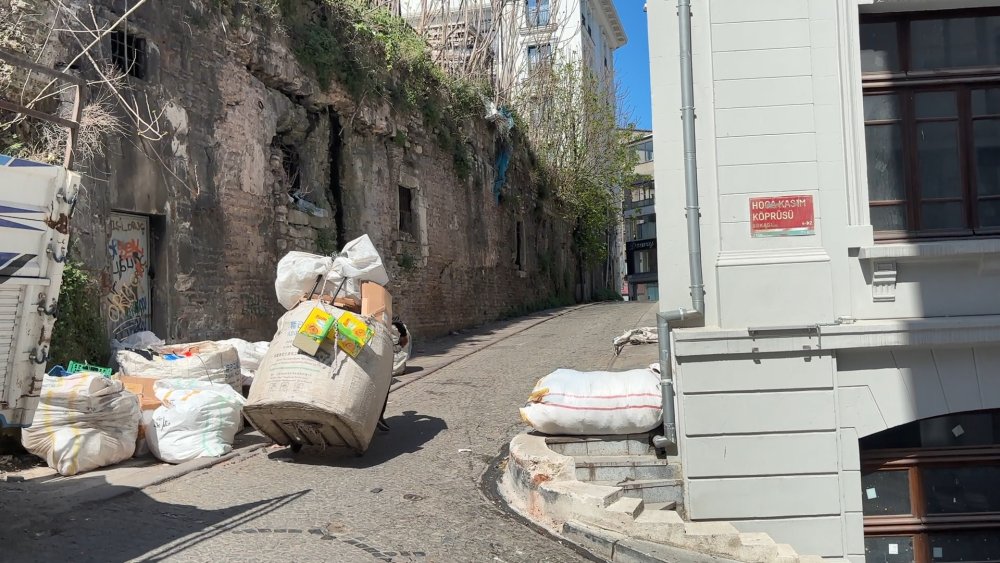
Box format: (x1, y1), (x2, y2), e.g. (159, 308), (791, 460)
(3, 302), (658, 563)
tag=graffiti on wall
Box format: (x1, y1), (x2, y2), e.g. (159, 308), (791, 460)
(104, 213), (151, 340)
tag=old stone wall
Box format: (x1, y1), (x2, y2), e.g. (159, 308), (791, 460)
(7, 0), (578, 344)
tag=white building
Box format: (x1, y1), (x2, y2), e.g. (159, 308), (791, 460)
(649, 1), (1000, 561)
(400, 0), (626, 95)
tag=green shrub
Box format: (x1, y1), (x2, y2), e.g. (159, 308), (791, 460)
(48, 261), (108, 368)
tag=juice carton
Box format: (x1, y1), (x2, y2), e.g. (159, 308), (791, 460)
(292, 307), (336, 356)
(335, 311), (374, 358)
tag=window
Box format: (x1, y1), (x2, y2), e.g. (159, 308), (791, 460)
(398, 186), (415, 237)
(860, 9), (1000, 239)
(634, 140), (653, 163)
(110, 30), (147, 80)
(626, 218), (656, 241)
(526, 0), (550, 27)
(628, 182), (654, 206)
(527, 44), (552, 70)
(861, 410), (1000, 563)
(631, 249), (656, 275)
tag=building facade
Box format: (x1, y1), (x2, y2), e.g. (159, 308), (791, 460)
(400, 0), (626, 96)
(649, 1), (1000, 561)
(624, 131), (657, 301)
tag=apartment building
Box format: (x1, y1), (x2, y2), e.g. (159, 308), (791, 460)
(400, 0), (625, 94)
(624, 130), (658, 301)
(649, 1), (1000, 561)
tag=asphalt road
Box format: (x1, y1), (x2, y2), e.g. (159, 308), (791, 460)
(2, 302), (658, 563)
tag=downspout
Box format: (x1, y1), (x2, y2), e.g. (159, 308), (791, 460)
(651, 0), (705, 452)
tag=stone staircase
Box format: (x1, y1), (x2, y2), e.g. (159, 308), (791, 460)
(500, 433), (848, 563)
(548, 436), (685, 516)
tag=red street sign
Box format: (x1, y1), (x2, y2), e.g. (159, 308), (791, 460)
(750, 195), (815, 237)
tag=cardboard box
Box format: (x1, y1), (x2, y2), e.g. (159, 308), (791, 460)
(299, 283), (391, 326)
(360, 282), (392, 327)
(118, 375), (162, 409)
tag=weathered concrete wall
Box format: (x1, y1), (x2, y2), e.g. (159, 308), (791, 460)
(9, 0), (578, 344)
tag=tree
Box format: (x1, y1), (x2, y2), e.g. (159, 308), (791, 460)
(513, 59), (636, 265)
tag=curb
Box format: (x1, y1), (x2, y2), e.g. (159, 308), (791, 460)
(132, 441), (269, 491)
(478, 443), (605, 563)
(388, 304), (593, 394)
(562, 521), (740, 563)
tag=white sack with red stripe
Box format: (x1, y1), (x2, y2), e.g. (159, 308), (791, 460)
(519, 368), (662, 435)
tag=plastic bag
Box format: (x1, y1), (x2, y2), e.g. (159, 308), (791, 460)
(145, 379), (246, 464)
(391, 321), (411, 377)
(22, 373), (140, 475)
(113, 330), (165, 351)
(519, 368), (662, 435)
(274, 234), (389, 310)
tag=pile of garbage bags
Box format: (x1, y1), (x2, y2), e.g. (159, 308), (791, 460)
(22, 235), (406, 474)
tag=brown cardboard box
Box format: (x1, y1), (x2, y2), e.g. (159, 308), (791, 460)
(118, 375), (163, 410)
(361, 282), (392, 327)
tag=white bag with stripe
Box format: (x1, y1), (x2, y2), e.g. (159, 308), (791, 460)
(519, 368), (662, 435)
(22, 373), (141, 476)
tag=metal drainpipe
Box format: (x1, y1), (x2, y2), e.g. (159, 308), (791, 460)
(650, 0), (705, 452)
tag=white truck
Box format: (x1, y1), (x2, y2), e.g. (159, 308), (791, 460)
(0, 155), (78, 427)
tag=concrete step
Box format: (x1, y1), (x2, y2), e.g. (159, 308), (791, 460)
(574, 455), (680, 482)
(596, 478), (684, 506)
(643, 501), (678, 511)
(545, 435), (654, 457)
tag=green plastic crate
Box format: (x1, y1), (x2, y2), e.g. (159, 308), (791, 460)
(66, 361), (112, 377)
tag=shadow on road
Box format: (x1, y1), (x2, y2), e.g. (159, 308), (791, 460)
(2, 479), (310, 562)
(266, 410), (447, 468)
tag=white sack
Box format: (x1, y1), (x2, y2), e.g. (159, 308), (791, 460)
(116, 341), (242, 394)
(274, 234), (389, 310)
(519, 368), (662, 435)
(216, 338), (269, 373)
(22, 373), (140, 475)
(145, 379), (246, 464)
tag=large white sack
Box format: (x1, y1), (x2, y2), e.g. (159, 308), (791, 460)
(116, 341), (242, 394)
(274, 234), (389, 310)
(22, 373), (140, 476)
(216, 339), (269, 372)
(145, 379), (246, 464)
(519, 368), (662, 435)
(245, 301), (392, 453)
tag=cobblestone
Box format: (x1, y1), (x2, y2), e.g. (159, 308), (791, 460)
(2, 302), (658, 563)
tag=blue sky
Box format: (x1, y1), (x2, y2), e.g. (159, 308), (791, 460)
(614, 0), (652, 130)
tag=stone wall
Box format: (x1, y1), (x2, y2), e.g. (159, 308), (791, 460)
(7, 0), (578, 344)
